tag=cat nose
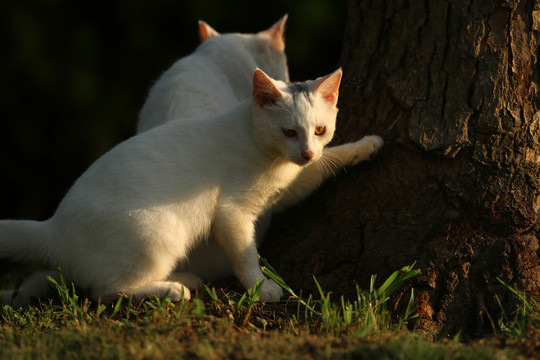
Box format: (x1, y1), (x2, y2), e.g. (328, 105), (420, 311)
(301, 151), (314, 161)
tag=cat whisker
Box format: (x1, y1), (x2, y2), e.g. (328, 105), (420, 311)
(316, 156), (335, 179)
(323, 157), (338, 177)
(327, 152), (347, 167)
(317, 160), (329, 182)
(322, 150), (345, 165)
(321, 152), (346, 174)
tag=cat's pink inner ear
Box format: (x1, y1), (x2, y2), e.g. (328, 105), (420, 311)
(263, 14), (288, 51)
(253, 69), (283, 108)
(313, 69), (343, 105)
(198, 21), (220, 42)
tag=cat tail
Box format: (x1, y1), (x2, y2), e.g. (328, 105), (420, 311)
(0, 219), (53, 264)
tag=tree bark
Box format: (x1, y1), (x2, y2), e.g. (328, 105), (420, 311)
(263, 0), (540, 335)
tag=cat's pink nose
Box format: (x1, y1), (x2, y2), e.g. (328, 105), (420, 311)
(302, 151), (314, 160)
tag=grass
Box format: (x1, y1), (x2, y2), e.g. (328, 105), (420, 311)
(496, 277), (540, 338)
(0, 261), (536, 359)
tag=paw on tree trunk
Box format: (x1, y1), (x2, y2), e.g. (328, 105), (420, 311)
(263, 0), (540, 336)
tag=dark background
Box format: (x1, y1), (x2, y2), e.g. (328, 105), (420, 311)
(0, 0), (347, 220)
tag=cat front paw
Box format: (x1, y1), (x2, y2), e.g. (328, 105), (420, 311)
(166, 282), (191, 302)
(352, 135), (384, 165)
(365, 135), (384, 160)
(258, 279), (283, 302)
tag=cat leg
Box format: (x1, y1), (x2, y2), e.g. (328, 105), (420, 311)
(212, 205), (283, 301)
(275, 135), (384, 210)
(97, 281), (190, 304)
(176, 214), (273, 283)
(176, 238), (235, 281)
(325, 135), (384, 166)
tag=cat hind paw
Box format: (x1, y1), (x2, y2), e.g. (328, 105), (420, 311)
(106, 281), (191, 303)
(166, 282), (192, 302)
(168, 272), (204, 290)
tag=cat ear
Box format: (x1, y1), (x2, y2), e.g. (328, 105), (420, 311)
(252, 69), (283, 108)
(198, 21), (220, 42)
(311, 68), (343, 106)
(261, 14), (288, 51)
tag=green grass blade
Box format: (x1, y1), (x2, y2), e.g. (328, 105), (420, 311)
(376, 263), (420, 300)
(109, 296), (124, 319)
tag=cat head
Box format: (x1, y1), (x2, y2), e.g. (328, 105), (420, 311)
(197, 15), (289, 82)
(251, 68), (342, 166)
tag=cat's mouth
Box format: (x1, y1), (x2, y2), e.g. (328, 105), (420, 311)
(290, 154), (320, 166)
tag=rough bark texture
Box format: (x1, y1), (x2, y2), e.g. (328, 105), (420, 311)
(263, 0), (540, 335)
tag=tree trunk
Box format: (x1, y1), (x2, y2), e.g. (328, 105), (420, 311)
(263, 0), (540, 335)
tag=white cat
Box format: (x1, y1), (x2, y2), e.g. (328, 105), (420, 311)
(0, 69), (383, 305)
(138, 16), (289, 286)
(137, 15), (289, 133)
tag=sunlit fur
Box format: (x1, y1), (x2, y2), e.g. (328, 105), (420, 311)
(0, 70), (383, 306)
(138, 17), (291, 289)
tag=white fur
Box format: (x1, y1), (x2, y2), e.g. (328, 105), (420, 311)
(137, 17), (290, 288)
(0, 69), (383, 305)
(137, 16), (289, 133)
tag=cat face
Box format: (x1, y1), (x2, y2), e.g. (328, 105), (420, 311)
(251, 69), (342, 166)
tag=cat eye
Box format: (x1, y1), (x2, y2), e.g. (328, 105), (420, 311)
(314, 126), (326, 136)
(282, 129), (297, 138)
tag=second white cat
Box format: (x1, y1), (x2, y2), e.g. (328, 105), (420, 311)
(137, 16), (289, 132)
